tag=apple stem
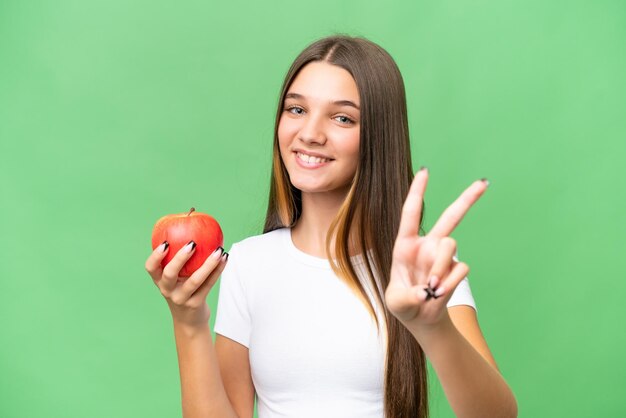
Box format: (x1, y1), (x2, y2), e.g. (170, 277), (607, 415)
(187, 207), (195, 216)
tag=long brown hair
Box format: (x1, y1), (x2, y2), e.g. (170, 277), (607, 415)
(263, 35), (428, 418)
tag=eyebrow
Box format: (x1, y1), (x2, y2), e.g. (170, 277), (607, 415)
(285, 92), (360, 110)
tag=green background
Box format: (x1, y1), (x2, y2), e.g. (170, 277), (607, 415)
(1, 0), (624, 417)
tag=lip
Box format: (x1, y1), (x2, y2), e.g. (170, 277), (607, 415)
(293, 151), (333, 169)
(293, 149), (334, 160)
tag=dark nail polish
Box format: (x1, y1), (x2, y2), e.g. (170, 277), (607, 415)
(481, 178), (490, 187)
(217, 246), (224, 255)
(162, 241), (169, 251)
(424, 287), (436, 300)
(223, 252), (229, 261)
(187, 240), (196, 251)
(419, 166), (428, 172)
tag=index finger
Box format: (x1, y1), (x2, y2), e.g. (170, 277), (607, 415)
(145, 241), (169, 283)
(397, 167), (428, 240)
(428, 179), (489, 237)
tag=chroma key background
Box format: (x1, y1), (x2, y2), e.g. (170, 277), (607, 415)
(1, 1), (624, 417)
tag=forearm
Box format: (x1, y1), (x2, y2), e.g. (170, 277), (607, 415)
(173, 321), (239, 418)
(410, 318), (518, 418)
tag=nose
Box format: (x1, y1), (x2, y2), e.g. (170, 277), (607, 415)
(297, 113), (327, 145)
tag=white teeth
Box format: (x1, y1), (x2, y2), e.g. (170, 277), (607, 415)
(297, 152), (330, 164)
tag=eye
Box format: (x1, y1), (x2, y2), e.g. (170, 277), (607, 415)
(335, 115), (355, 125)
(285, 105), (305, 115)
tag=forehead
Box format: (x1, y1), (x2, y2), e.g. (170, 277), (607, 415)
(287, 62), (359, 104)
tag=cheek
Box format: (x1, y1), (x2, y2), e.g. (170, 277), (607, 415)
(277, 116), (297, 144)
(340, 131), (360, 161)
(277, 118), (291, 156)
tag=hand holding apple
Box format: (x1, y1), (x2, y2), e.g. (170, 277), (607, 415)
(151, 207), (224, 278)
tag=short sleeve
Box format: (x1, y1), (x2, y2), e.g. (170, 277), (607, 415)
(446, 278), (476, 310)
(213, 243), (252, 348)
(445, 251), (477, 311)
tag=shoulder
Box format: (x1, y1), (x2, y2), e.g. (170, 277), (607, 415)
(227, 227), (287, 263)
(230, 227), (285, 250)
(221, 228), (290, 293)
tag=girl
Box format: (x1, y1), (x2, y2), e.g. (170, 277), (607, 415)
(145, 35), (517, 418)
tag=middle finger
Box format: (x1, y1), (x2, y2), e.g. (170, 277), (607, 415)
(428, 179), (488, 237)
(426, 237), (457, 291)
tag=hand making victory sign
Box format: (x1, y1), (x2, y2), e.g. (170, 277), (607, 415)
(385, 167), (489, 333)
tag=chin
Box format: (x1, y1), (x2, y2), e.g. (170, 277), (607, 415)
(291, 183), (330, 193)
(293, 181), (352, 195)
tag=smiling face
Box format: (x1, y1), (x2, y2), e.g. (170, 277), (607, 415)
(278, 61), (361, 196)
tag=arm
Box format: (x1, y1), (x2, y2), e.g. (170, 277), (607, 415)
(215, 334), (256, 418)
(407, 307), (517, 418)
(145, 242), (252, 418)
(173, 322), (240, 418)
(449, 305), (498, 368)
(386, 169), (517, 417)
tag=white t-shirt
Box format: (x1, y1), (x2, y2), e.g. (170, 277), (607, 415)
(214, 227), (476, 418)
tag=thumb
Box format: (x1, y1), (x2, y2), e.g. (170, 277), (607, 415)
(386, 282), (426, 322)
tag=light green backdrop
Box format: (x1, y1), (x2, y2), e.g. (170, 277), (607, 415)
(1, 0), (624, 417)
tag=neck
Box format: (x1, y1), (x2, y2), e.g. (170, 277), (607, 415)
(290, 187), (358, 259)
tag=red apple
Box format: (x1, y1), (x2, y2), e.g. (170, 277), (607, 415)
(151, 207), (224, 278)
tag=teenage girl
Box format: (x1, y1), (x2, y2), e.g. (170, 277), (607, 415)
(145, 35), (517, 418)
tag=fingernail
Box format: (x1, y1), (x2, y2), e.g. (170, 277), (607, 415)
(221, 251), (229, 262)
(212, 246), (224, 259)
(434, 286), (445, 297)
(419, 166), (428, 172)
(185, 240), (196, 253)
(481, 178), (490, 187)
(160, 241), (169, 252)
(428, 275), (439, 289)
